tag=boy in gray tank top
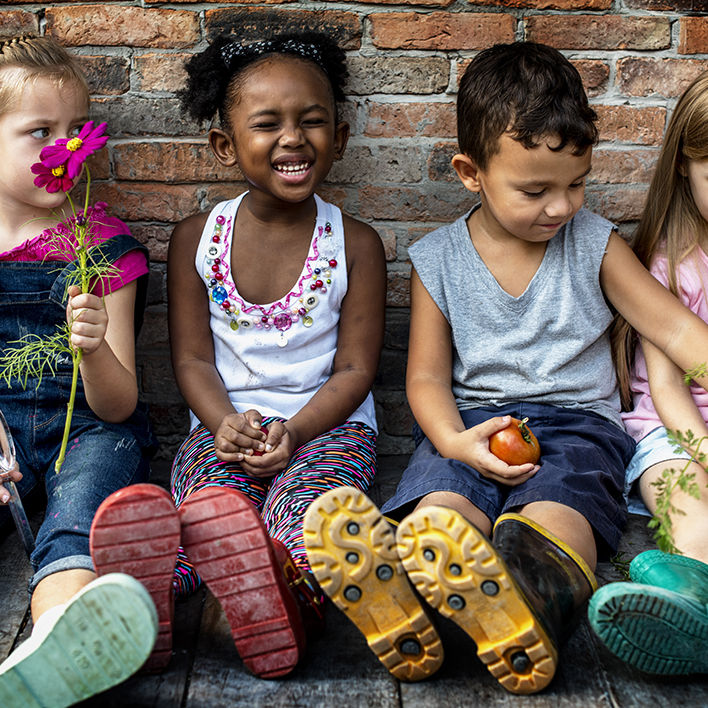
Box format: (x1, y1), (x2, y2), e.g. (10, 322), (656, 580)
(304, 42), (708, 694)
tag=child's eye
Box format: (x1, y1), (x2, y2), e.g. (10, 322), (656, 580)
(69, 126), (82, 137)
(569, 181), (584, 189)
(522, 189), (544, 197)
(303, 118), (326, 127)
(30, 128), (50, 139)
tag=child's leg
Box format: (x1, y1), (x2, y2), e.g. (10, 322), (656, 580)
(260, 422), (377, 571)
(30, 569), (95, 620)
(639, 460), (708, 562)
(413, 490), (492, 534)
(29, 421), (149, 619)
(517, 500), (597, 569)
(170, 424), (269, 594)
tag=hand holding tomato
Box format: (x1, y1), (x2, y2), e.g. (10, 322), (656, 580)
(489, 417), (541, 466)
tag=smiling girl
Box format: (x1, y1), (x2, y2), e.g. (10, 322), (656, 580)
(89, 30), (387, 678)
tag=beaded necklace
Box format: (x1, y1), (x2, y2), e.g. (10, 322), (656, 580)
(203, 208), (338, 348)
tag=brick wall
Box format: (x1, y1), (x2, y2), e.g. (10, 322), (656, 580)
(1, 2), (706, 460)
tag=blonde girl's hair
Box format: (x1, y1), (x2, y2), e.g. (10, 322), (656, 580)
(0, 35), (89, 115)
(613, 70), (708, 410)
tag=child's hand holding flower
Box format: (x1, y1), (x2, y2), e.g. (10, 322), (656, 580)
(66, 285), (109, 356)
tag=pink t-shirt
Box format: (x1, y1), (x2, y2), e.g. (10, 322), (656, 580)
(621, 247), (708, 441)
(0, 202), (147, 295)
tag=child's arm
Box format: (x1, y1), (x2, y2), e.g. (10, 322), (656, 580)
(67, 283), (138, 422)
(168, 215), (266, 460)
(642, 337), (708, 453)
(601, 232), (708, 394)
(246, 217), (386, 476)
(406, 267), (538, 486)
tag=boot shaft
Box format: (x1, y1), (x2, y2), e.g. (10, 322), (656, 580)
(492, 513), (597, 645)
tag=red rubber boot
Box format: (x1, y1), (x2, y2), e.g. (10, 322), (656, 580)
(90, 483), (180, 672)
(178, 486), (306, 679)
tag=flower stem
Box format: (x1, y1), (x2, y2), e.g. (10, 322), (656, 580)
(54, 171), (91, 473)
(54, 347), (82, 473)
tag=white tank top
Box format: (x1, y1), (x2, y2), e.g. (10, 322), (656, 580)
(190, 192), (377, 433)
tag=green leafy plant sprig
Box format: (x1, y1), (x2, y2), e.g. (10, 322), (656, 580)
(0, 122), (116, 473)
(648, 363), (708, 554)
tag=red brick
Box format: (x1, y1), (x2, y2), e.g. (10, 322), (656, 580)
(617, 57), (708, 98)
(468, 0), (609, 6)
(525, 15), (670, 50)
(133, 53), (190, 93)
(129, 223), (172, 264)
(386, 269), (411, 307)
(46, 5), (199, 48)
(595, 105), (666, 145)
(78, 55), (129, 96)
(364, 102), (456, 138)
(370, 12), (515, 50)
(624, 0), (703, 9)
(113, 141), (242, 183)
(205, 9), (361, 49)
(359, 185), (476, 222)
(146, 0), (291, 3)
(0, 10), (38, 38)
(349, 57), (449, 95)
(85, 151), (110, 181)
(585, 185), (649, 223)
(679, 17), (708, 55)
(590, 148), (658, 185)
(337, 145), (424, 184)
(372, 226), (398, 262)
(428, 142), (459, 182)
(91, 182), (202, 223)
(572, 60), (610, 98)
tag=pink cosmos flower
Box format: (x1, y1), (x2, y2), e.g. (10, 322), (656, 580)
(30, 162), (74, 193)
(39, 121), (109, 179)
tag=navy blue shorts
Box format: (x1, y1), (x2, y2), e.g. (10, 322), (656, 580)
(381, 403), (636, 557)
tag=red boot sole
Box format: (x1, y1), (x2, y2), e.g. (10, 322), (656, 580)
(90, 483), (180, 672)
(178, 486), (305, 679)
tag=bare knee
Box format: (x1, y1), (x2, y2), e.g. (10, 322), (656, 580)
(414, 491), (492, 535)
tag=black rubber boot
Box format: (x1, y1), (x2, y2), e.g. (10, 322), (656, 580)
(492, 513), (597, 647)
(397, 508), (596, 694)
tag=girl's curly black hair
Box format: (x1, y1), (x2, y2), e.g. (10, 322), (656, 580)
(180, 30), (348, 129)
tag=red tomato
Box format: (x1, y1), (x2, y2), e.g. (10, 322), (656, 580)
(251, 426), (269, 456)
(489, 417), (540, 466)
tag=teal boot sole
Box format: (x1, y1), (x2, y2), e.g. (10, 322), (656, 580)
(588, 582), (708, 675)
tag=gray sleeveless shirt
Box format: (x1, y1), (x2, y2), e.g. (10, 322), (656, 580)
(410, 206), (622, 427)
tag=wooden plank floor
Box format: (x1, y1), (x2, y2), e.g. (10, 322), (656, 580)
(1, 456), (706, 707)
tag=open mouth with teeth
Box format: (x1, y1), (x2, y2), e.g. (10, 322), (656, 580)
(273, 160), (312, 176)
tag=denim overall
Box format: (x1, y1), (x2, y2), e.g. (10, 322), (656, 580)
(0, 233), (156, 592)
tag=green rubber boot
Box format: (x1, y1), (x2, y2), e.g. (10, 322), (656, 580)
(588, 580), (708, 675)
(630, 550), (708, 603)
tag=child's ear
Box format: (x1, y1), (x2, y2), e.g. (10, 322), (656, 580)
(451, 153), (483, 193)
(333, 121), (350, 161)
(208, 128), (238, 167)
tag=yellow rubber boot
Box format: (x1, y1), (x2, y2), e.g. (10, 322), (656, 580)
(397, 508), (595, 694)
(303, 487), (443, 681)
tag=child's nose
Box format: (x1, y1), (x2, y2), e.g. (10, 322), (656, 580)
(545, 193), (573, 219)
(279, 124), (305, 147)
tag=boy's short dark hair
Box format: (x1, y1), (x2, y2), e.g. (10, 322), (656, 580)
(457, 42), (598, 168)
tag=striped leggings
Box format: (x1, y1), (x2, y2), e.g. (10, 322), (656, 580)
(170, 418), (377, 595)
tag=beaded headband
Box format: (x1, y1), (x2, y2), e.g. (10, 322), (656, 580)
(220, 38), (325, 72)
